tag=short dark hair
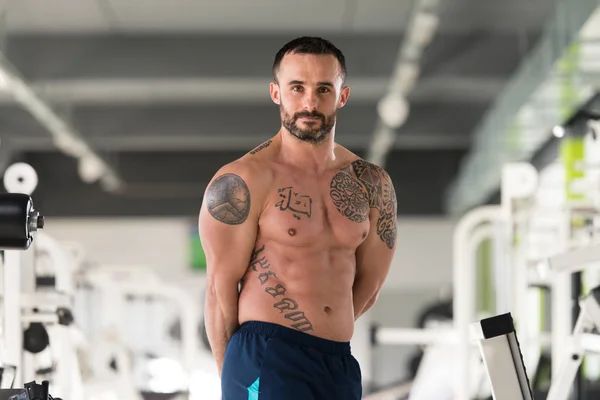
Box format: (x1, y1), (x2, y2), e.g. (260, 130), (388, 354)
(272, 36), (347, 84)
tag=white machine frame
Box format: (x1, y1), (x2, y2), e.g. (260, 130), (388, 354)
(475, 290), (600, 400)
(471, 312), (534, 400)
(79, 265), (206, 388)
(370, 163), (539, 399)
(546, 289), (600, 400)
(2, 224), (78, 394)
(0, 163), (81, 400)
(476, 236), (600, 400)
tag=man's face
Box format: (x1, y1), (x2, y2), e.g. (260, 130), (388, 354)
(270, 53), (350, 144)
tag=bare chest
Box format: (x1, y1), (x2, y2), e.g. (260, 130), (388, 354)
(259, 172), (371, 248)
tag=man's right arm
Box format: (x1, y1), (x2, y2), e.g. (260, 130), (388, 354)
(198, 163), (261, 376)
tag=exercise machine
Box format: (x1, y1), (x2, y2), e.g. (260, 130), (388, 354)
(471, 313), (534, 400)
(475, 286), (600, 400)
(75, 263), (216, 398)
(0, 380), (62, 400)
(1, 163), (47, 387)
(368, 162), (539, 399)
(0, 162), (63, 399)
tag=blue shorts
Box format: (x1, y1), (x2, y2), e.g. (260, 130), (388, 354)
(221, 321), (362, 400)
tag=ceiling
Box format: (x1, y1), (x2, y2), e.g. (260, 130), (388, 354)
(0, 0), (560, 217)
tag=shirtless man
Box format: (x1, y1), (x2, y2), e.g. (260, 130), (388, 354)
(199, 36), (397, 399)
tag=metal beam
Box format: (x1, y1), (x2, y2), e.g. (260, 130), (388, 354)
(0, 53), (123, 191)
(5, 34), (404, 80)
(11, 132), (471, 152)
(4, 33), (529, 83)
(0, 102), (481, 144)
(366, 0), (443, 167)
(0, 76), (504, 105)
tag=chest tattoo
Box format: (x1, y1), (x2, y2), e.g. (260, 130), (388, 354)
(275, 186), (312, 220)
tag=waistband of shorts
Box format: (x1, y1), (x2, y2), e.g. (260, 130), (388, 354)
(237, 320), (351, 356)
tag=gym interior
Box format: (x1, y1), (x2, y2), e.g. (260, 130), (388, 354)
(1, 0), (600, 399)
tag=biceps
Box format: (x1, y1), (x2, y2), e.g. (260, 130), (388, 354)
(200, 169), (262, 272)
(199, 208), (259, 285)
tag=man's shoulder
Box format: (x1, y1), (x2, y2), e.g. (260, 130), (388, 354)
(342, 156), (393, 183)
(212, 158), (272, 183)
(209, 146), (275, 194)
(233, 138), (278, 169)
(335, 145), (390, 176)
(340, 156), (397, 220)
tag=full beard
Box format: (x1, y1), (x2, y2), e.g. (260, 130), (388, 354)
(281, 106), (336, 145)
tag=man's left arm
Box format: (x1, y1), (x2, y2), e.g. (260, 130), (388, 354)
(353, 167), (398, 320)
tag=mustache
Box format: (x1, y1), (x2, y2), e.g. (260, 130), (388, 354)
(294, 111), (324, 120)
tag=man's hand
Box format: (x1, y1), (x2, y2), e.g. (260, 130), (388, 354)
(199, 162), (264, 375)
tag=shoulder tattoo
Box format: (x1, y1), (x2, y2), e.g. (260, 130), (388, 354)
(330, 168), (370, 223)
(249, 140), (272, 155)
(206, 173), (251, 225)
(329, 160), (397, 249)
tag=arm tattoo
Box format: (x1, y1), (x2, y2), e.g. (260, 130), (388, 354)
(248, 244), (313, 332)
(206, 173), (251, 225)
(249, 140), (272, 155)
(377, 177), (398, 249)
(329, 160), (398, 249)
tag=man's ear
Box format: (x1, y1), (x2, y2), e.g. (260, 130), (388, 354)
(270, 82), (281, 105)
(337, 85), (350, 109)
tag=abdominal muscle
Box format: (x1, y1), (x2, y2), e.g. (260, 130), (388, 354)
(237, 241), (357, 342)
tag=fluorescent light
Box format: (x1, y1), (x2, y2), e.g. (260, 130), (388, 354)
(0, 68), (11, 89)
(78, 154), (105, 183)
(552, 125), (565, 138)
(410, 12), (440, 46)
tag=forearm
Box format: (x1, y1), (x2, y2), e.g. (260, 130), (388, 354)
(352, 280), (379, 320)
(354, 295), (377, 320)
(204, 280), (240, 376)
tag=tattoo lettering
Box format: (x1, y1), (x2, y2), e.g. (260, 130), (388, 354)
(274, 298), (299, 312)
(250, 245), (270, 271)
(329, 160), (397, 249)
(249, 140), (272, 155)
(265, 284), (286, 297)
(250, 245), (265, 261)
(248, 245), (314, 332)
(275, 187), (312, 220)
(250, 256), (270, 271)
(285, 312), (313, 331)
(258, 271), (278, 285)
(329, 173), (370, 223)
(206, 173), (251, 225)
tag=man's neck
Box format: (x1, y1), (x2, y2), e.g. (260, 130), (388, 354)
(277, 128), (337, 174)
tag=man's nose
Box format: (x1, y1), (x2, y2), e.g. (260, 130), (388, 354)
(303, 92), (318, 111)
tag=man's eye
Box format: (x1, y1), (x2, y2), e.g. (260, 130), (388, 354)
(319, 87), (330, 93)
(292, 86), (302, 92)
